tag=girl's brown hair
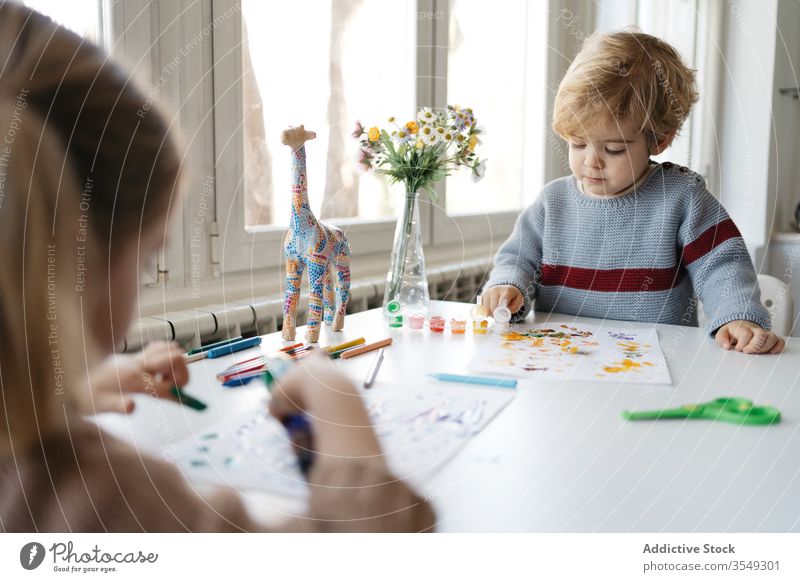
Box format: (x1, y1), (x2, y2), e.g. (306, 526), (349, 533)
(553, 30), (699, 148)
(0, 4), (182, 452)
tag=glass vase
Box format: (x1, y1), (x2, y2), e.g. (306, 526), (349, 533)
(382, 191), (430, 320)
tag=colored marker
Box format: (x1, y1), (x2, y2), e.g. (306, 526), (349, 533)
(222, 371), (264, 387)
(363, 348), (385, 389)
(217, 354), (265, 376)
(189, 337), (262, 363)
(427, 372), (517, 389)
(186, 336), (243, 356)
(262, 356), (315, 476)
(170, 386), (208, 411)
(279, 342), (304, 353)
(286, 346), (313, 357)
(340, 338), (393, 360)
(205, 336), (262, 359)
(219, 365), (266, 384)
(323, 337), (365, 353)
(329, 346), (356, 360)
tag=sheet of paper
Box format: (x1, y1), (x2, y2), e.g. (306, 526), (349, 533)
(468, 322), (672, 384)
(170, 383), (515, 497)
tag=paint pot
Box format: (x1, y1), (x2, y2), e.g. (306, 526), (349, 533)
(408, 313), (425, 330)
(472, 319), (489, 334)
(429, 315), (445, 333)
(450, 319), (467, 334)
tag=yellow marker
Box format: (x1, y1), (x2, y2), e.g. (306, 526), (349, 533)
(323, 337), (365, 353)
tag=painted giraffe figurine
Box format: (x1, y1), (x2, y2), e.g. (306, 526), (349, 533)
(281, 125), (351, 343)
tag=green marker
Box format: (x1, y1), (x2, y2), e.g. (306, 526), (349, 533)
(329, 346), (356, 360)
(170, 386), (208, 411)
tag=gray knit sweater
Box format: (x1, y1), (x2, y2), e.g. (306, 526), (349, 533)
(486, 162), (771, 334)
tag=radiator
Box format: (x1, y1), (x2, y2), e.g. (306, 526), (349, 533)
(123, 258), (492, 352)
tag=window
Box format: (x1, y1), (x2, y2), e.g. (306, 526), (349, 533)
(445, 0), (548, 214)
(240, 0), (416, 229)
(594, 0), (705, 169)
(22, 0), (104, 43)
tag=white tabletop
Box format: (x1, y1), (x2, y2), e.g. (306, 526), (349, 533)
(95, 301), (800, 532)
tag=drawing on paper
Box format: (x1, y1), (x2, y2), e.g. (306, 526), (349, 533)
(170, 384), (515, 497)
(469, 322), (671, 384)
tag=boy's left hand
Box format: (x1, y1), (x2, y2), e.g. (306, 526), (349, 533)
(715, 320), (785, 354)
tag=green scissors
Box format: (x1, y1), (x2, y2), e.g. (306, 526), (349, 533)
(622, 397), (781, 426)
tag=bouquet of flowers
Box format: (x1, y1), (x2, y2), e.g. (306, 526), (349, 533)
(353, 105), (486, 319)
(352, 104), (486, 200)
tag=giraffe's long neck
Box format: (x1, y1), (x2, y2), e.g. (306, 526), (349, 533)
(290, 146), (316, 235)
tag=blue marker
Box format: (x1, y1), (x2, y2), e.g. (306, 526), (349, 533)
(204, 336), (262, 359)
(262, 356), (315, 476)
(428, 372), (517, 389)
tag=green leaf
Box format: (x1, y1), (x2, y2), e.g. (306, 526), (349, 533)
(422, 182), (438, 203)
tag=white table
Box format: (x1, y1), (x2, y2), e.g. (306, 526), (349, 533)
(96, 301), (800, 532)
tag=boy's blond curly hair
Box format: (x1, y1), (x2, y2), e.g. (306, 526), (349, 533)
(553, 30), (699, 149)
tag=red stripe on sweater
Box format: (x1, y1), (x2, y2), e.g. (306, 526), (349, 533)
(540, 264), (684, 292)
(681, 218), (741, 266)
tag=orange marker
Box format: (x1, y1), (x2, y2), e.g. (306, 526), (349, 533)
(340, 338), (393, 360)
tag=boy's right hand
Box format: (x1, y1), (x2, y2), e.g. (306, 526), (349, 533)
(482, 285), (524, 316)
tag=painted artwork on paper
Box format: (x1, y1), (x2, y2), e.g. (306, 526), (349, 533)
(468, 322), (672, 384)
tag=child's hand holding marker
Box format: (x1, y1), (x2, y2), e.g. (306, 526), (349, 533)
(267, 351), (385, 471)
(87, 341), (190, 414)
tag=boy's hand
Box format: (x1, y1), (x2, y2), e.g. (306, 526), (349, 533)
(87, 341), (190, 414)
(715, 320), (785, 354)
(482, 285), (524, 316)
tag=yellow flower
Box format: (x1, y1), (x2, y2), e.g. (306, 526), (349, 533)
(405, 121), (419, 134)
(468, 134), (479, 151)
(368, 126), (380, 142)
(415, 137), (424, 149)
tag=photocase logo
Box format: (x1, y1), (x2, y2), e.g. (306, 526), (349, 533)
(20, 542), (46, 570)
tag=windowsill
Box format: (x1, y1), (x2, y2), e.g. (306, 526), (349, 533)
(136, 240), (499, 317)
